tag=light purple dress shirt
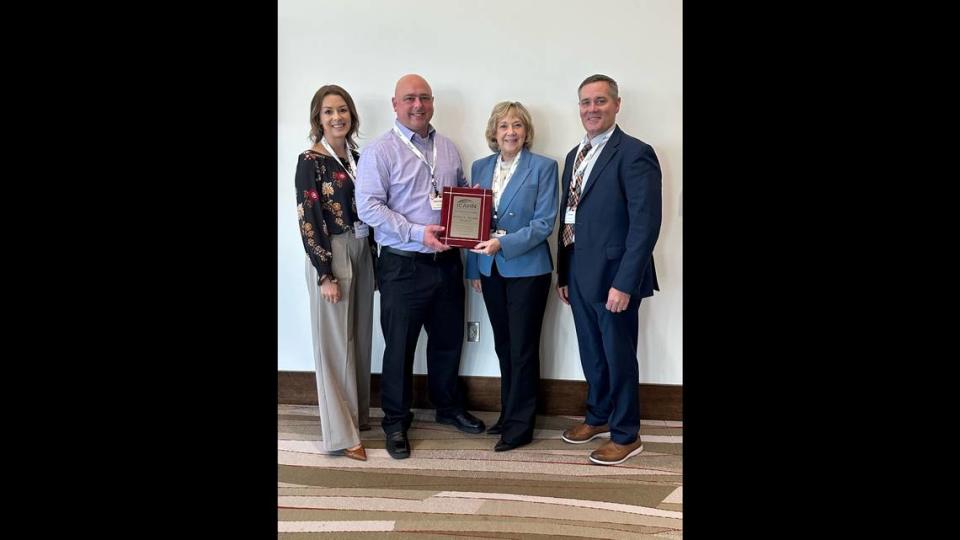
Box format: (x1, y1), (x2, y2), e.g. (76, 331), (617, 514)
(356, 121), (466, 253)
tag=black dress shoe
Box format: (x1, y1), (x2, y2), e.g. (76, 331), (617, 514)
(435, 410), (486, 434)
(486, 422), (504, 435)
(385, 431), (410, 459)
(494, 438), (531, 452)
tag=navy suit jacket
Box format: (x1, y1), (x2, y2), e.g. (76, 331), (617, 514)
(466, 150), (559, 279)
(556, 126), (662, 303)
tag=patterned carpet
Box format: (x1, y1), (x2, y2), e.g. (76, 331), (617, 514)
(279, 404), (682, 539)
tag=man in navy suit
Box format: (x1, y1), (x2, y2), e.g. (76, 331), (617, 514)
(556, 74), (662, 466)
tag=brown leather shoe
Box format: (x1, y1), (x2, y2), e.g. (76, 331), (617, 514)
(588, 438), (643, 465)
(342, 444), (367, 461)
(561, 423), (610, 444)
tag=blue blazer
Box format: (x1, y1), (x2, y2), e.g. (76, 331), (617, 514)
(556, 126), (662, 302)
(465, 150), (559, 279)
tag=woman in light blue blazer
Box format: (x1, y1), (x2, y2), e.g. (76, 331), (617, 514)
(466, 101), (559, 452)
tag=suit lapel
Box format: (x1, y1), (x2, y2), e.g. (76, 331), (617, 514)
(578, 126), (621, 203)
(477, 155), (497, 189)
(560, 148), (576, 207)
(496, 151), (532, 214)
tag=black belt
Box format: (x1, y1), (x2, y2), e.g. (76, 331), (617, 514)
(381, 245), (459, 263)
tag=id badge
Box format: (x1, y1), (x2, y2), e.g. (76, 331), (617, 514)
(429, 195), (443, 210)
(564, 208), (576, 224)
(353, 221), (369, 239)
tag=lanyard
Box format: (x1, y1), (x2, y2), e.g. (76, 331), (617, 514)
(392, 125), (439, 196)
(574, 133), (611, 178)
(491, 149), (522, 210)
(320, 137), (357, 182)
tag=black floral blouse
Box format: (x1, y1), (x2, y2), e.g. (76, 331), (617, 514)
(295, 149), (376, 282)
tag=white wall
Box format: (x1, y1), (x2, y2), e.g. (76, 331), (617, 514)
(278, 0), (682, 384)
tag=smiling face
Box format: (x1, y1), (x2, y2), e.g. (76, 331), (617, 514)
(578, 81), (621, 138)
(495, 113), (526, 159)
(319, 94), (351, 142)
(392, 75), (434, 137)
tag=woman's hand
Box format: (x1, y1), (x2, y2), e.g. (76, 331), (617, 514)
(321, 278), (341, 304)
(470, 238), (501, 256)
(470, 279), (482, 293)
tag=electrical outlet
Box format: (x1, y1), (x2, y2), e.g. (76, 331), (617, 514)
(467, 321), (480, 342)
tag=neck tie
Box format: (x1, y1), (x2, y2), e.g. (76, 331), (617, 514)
(561, 142), (592, 247)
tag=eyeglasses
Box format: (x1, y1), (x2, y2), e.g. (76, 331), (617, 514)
(401, 94), (434, 104)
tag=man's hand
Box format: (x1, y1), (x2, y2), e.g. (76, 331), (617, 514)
(470, 238), (501, 256)
(423, 224), (451, 251)
(605, 287), (631, 313)
(557, 285), (570, 305)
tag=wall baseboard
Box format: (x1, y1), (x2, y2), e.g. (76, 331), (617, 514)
(278, 371), (681, 421)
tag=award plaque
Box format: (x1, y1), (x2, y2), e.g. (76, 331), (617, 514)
(439, 186), (493, 248)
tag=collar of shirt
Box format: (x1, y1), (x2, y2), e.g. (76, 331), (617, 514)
(581, 123), (617, 149)
(394, 119), (436, 143)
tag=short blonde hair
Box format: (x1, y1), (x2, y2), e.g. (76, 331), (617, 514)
(485, 101), (535, 152)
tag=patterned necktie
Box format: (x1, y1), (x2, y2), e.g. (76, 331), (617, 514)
(561, 142), (592, 247)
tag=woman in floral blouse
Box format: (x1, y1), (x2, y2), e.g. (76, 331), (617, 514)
(295, 84), (376, 461)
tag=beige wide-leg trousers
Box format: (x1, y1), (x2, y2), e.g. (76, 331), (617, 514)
(304, 232), (374, 451)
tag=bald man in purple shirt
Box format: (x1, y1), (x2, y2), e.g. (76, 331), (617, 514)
(356, 74), (486, 459)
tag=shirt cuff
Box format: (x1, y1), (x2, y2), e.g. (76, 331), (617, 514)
(411, 224), (425, 244)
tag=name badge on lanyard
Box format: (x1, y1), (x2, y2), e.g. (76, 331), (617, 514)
(492, 150), (521, 210)
(573, 135), (609, 180)
(392, 126), (441, 206)
(564, 135), (609, 226)
(320, 136), (357, 182)
(353, 221), (369, 239)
